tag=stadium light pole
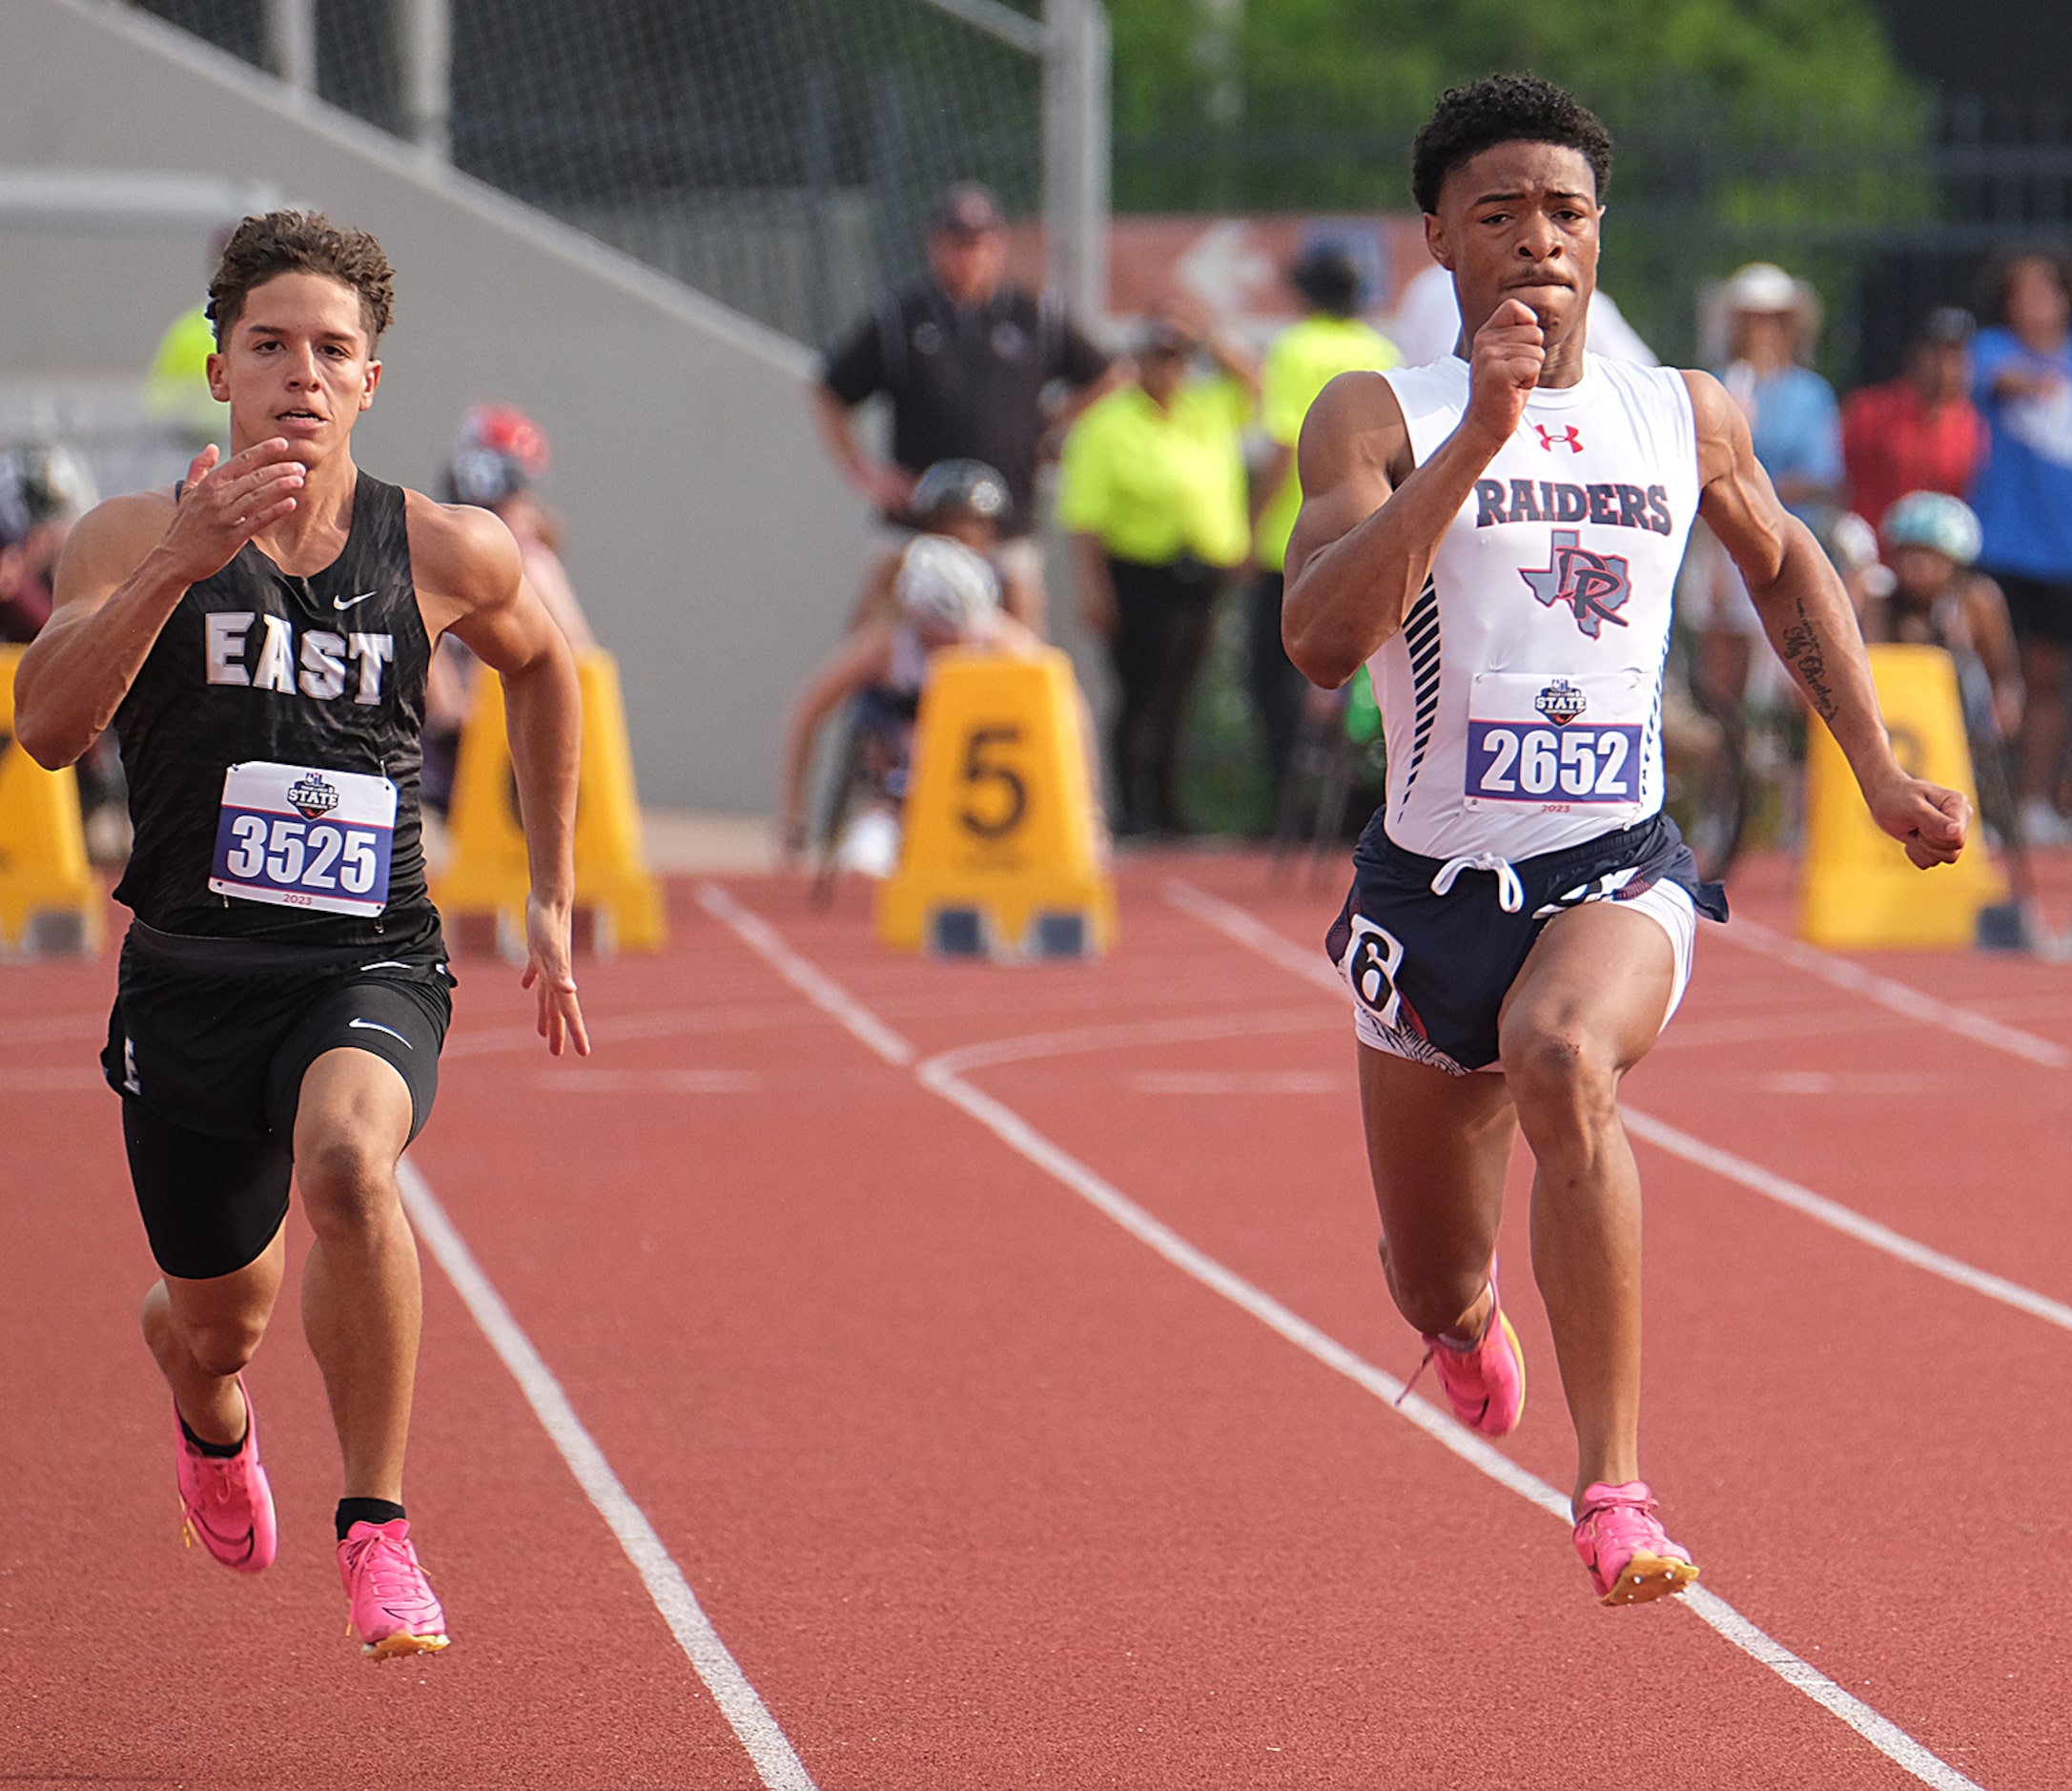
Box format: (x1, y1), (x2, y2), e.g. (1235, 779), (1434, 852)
(1043, 0), (1111, 326)
(922, 0), (1109, 324)
(264, 0), (315, 99)
(397, 0), (452, 161)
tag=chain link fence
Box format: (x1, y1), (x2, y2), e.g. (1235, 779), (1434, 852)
(130, 0), (1045, 351)
(1116, 86), (2072, 386)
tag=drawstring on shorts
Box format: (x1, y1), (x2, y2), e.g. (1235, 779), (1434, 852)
(1430, 852), (1524, 914)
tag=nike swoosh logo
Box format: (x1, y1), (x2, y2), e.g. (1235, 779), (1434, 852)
(333, 589), (380, 611)
(348, 1018), (413, 1048)
(189, 1510), (256, 1562)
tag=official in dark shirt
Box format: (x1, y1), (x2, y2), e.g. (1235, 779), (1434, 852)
(812, 181), (1115, 634)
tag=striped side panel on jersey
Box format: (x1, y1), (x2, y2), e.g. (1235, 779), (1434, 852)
(1397, 577), (1442, 807)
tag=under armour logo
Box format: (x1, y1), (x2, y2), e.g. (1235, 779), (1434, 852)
(1532, 423), (1584, 453)
(1520, 529), (1631, 638)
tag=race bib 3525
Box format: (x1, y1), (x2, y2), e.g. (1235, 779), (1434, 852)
(208, 760), (398, 916)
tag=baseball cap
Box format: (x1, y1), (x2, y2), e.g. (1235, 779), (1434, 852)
(1136, 318), (1196, 359)
(1724, 262), (1801, 314)
(926, 182), (1006, 237)
(1917, 305), (1977, 347)
(1290, 243), (1364, 316)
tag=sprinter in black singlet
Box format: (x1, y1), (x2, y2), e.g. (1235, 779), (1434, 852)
(14, 213), (588, 1657)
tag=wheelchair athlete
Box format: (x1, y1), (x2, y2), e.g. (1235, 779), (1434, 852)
(780, 525), (1035, 873)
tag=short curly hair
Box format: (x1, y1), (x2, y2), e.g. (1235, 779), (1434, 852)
(1410, 74), (1613, 216)
(207, 211), (396, 348)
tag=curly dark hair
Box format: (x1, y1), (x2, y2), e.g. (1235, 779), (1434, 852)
(1410, 74), (1613, 216)
(206, 211), (396, 348)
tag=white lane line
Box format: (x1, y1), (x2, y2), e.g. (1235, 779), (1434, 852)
(1721, 917), (2069, 1068)
(1132, 1070), (1347, 1095)
(1621, 1108), (2072, 1334)
(0, 1067), (109, 1092)
(696, 883), (913, 1066)
(928, 1006), (1336, 1077)
(446, 999), (811, 1060)
(533, 1069), (762, 1094)
(702, 887), (1983, 1791)
(0, 1012), (107, 1046)
(399, 1162), (817, 1791)
(1164, 877), (1344, 996)
(1167, 876), (2072, 1335)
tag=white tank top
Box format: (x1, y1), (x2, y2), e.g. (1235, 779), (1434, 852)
(1370, 353), (1700, 860)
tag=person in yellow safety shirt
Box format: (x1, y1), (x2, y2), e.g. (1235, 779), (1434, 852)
(1059, 301), (1259, 837)
(142, 303), (231, 443)
(1250, 245), (1402, 812)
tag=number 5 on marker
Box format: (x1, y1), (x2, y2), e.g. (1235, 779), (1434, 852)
(960, 725), (1028, 839)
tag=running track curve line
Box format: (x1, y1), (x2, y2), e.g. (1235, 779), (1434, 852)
(695, 881), (1983, 1791)
(398, 1161), (819, 1791)
(1162, 878), (2072, 1338)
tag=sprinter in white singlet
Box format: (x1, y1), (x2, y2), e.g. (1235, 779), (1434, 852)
(1282, 75), (1970, 1605)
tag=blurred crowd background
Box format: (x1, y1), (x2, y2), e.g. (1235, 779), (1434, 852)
(8, 0), (2072, 866)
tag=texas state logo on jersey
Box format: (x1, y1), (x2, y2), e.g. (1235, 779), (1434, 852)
(1371, 353), (1701, 862)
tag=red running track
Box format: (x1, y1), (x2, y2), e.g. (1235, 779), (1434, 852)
(4, 850), (2070, 1789)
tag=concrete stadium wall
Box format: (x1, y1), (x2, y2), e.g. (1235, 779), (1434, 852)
(0, 0), (873, 813)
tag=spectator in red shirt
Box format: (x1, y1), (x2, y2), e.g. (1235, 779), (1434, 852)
(1842, 306), (1988, 536)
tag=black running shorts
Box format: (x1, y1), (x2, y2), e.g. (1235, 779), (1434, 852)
(105, 922), (452, 1279)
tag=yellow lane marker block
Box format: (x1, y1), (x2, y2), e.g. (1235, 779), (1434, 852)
(1797, 643), (2005, 951)
(0, 645), (101, 956)
(876, 646), (1114, 958)
(435, 649), (665, 953)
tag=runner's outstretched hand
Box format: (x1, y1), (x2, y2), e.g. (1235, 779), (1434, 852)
(1865, 771), (1969, 869)
(1465, 298), (1546, 447)
(522, 892), (591, 1057)
(161, 441), (306, 583)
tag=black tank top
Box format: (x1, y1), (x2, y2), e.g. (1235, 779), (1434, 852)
(113, 471), (441, 953)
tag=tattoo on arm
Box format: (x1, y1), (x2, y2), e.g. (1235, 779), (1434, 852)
(1778, 600), (1839, 723)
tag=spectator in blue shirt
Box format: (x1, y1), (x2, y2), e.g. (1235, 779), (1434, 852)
(1687, 261), (1842, 707)
(1968, 246), (2072, 843)
(1721, 261), (1843, 521)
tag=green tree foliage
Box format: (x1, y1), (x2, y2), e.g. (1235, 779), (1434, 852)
(1109, 0), (1933, 370)
(1111, 0), (1918, 144)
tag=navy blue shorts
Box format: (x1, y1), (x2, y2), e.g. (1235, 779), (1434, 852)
(1323, 813), (1727, 1075)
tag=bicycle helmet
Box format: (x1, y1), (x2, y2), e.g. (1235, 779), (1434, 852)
(0, 444), (97, 548)
(895, 534), (1000, 636)
(449, 402), (549, 508)
(1822, 509), (1880, 575)
(1880, 489), (1982, 566)
(909, 459), (1010, 525)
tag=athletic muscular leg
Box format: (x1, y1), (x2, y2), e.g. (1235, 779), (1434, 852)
(1357, 1045), (1518, 1344)
(144, 1230), (286, 1446)
(293, 1047), (420, 1503)
(1496, 902), (1676, 1508)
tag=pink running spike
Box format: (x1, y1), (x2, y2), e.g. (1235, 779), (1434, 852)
(338, 1519), (450, 1658)
(174, 1377), (277, 1574)
(1397, 1268), (1527, 1438)
(1572, 1480), (1699, 1605)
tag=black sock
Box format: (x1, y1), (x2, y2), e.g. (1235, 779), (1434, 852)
(178, 1413), (246, 1459)
(336, 1497), (407, 1540)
